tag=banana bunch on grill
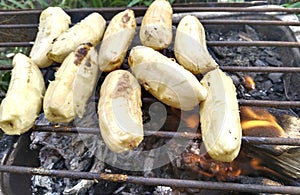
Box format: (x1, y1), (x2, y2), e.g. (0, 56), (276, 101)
(98, 70), (143, 153)
(98, 9), (137, 72)
(44, 43), (98, 123)
(200, 68), (242, 162)
(48, 12), (106, 63)
(139, 0), (173, 50)
(0, 53), (45, 135)
(30, 7), (71, 68)
(174, 15), (218, 74)
(129, 45), (207, 111)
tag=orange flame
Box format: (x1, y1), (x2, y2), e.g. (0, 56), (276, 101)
(240, 106), (285, 137)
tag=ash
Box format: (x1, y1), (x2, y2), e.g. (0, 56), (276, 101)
(30, 103), (105, 195)
(30, 102), (180, 195)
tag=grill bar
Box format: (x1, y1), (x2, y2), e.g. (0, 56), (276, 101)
(0, 165), (299, 194)
(31, 125), (300, 146)
(1, 20), (300, 29)
(2, 65), (300, 73)
(238, 100), (300, 108)
(143, 98), (300, 108)
(207, 41), (300, 47)
(2, 41), (300, 48)
(1, 7), (300, 15)
(221, 66), (300, 73)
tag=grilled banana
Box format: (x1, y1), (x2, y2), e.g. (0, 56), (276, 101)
(174, 15), (218, 74)
(139, 0), (173, 50)
(98, 70), (143, 153)
(200, 68), (242, 162)
(30, 7), (71, 68)
(48, 12), (106, 63)
(44, 44), (91, 123)
(73, 43), (99, 118)
(0, 53), (45, 135)
(128, 46), (207, 111)
(98, 9), (137, 72)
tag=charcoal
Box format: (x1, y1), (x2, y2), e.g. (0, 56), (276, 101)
(245, 25), (260, 41)
(265, 56), (283, 66)
(269, 73), (283, 83)
(254, 59), (267, 66)
(260, 80), (273, 91)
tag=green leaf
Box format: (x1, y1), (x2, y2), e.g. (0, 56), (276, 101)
(289, 2), (300, 8)
(6, 0), (28, 9)
(127, 0), (142, 7)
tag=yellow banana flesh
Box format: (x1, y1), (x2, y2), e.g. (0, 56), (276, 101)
(200, 68), (242, 162)
(139, 0), (173, 50)
(73, 43), (99, 118)
(0, 53), (45, 135)
(174, 15), (218, 74)
(98, 9), (137, 72)
(48, 12), (106, 63)
(44, 44), (92, 123)
(98, 70), (143, 153)
(30, 7), (71, 68)
(128, 45), (207, 111)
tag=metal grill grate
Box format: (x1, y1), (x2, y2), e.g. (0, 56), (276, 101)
(0, 4), (300, 194)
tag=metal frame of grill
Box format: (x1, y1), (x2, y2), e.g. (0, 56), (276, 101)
(1, 3), (300, 194)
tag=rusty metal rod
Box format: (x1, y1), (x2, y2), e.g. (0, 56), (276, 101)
(146, 98), (300, 108)
(0, 65), (12, 70)
(1, 65), (300, 73)
(207, 41), (300, 47)
(0, 24), (37, 29)
(200, 19), (300, 26)
(31, 125), (300, 146)
(221, 66), (300, 73)
(238, 99), (300, 108)
(1, 41), (300, 48)
(1, 20), (300, 29)
(172, 7), (300, 13)
(0, 164), (299, 194)
(1, 7), (300, 15)
(0, 42), (32, 47)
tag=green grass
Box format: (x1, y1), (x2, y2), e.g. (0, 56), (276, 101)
(0, 0), (156, 9)
(0, 0), (247, 9)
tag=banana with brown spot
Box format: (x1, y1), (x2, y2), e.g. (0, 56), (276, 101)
(48, 12), (106, 63)
(139, 0), (173, 50)
(98, 9), (137, 72)
(98, 70), (143, 153)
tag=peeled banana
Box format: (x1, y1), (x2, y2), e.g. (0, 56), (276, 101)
(48, 12), (106, 63)
(200, 68), (242, 162)
(30, 7), (71, 68)
(139, 0), (173, 50)
(98, 70), (143, 153)
(73, 43), (99, 118)
(44, 44), (90, 123)
(98, 9), (137, 72)
(174, 15), (218, 74)
(0, 53), (45, 135)
(128, 46), (207, 111)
